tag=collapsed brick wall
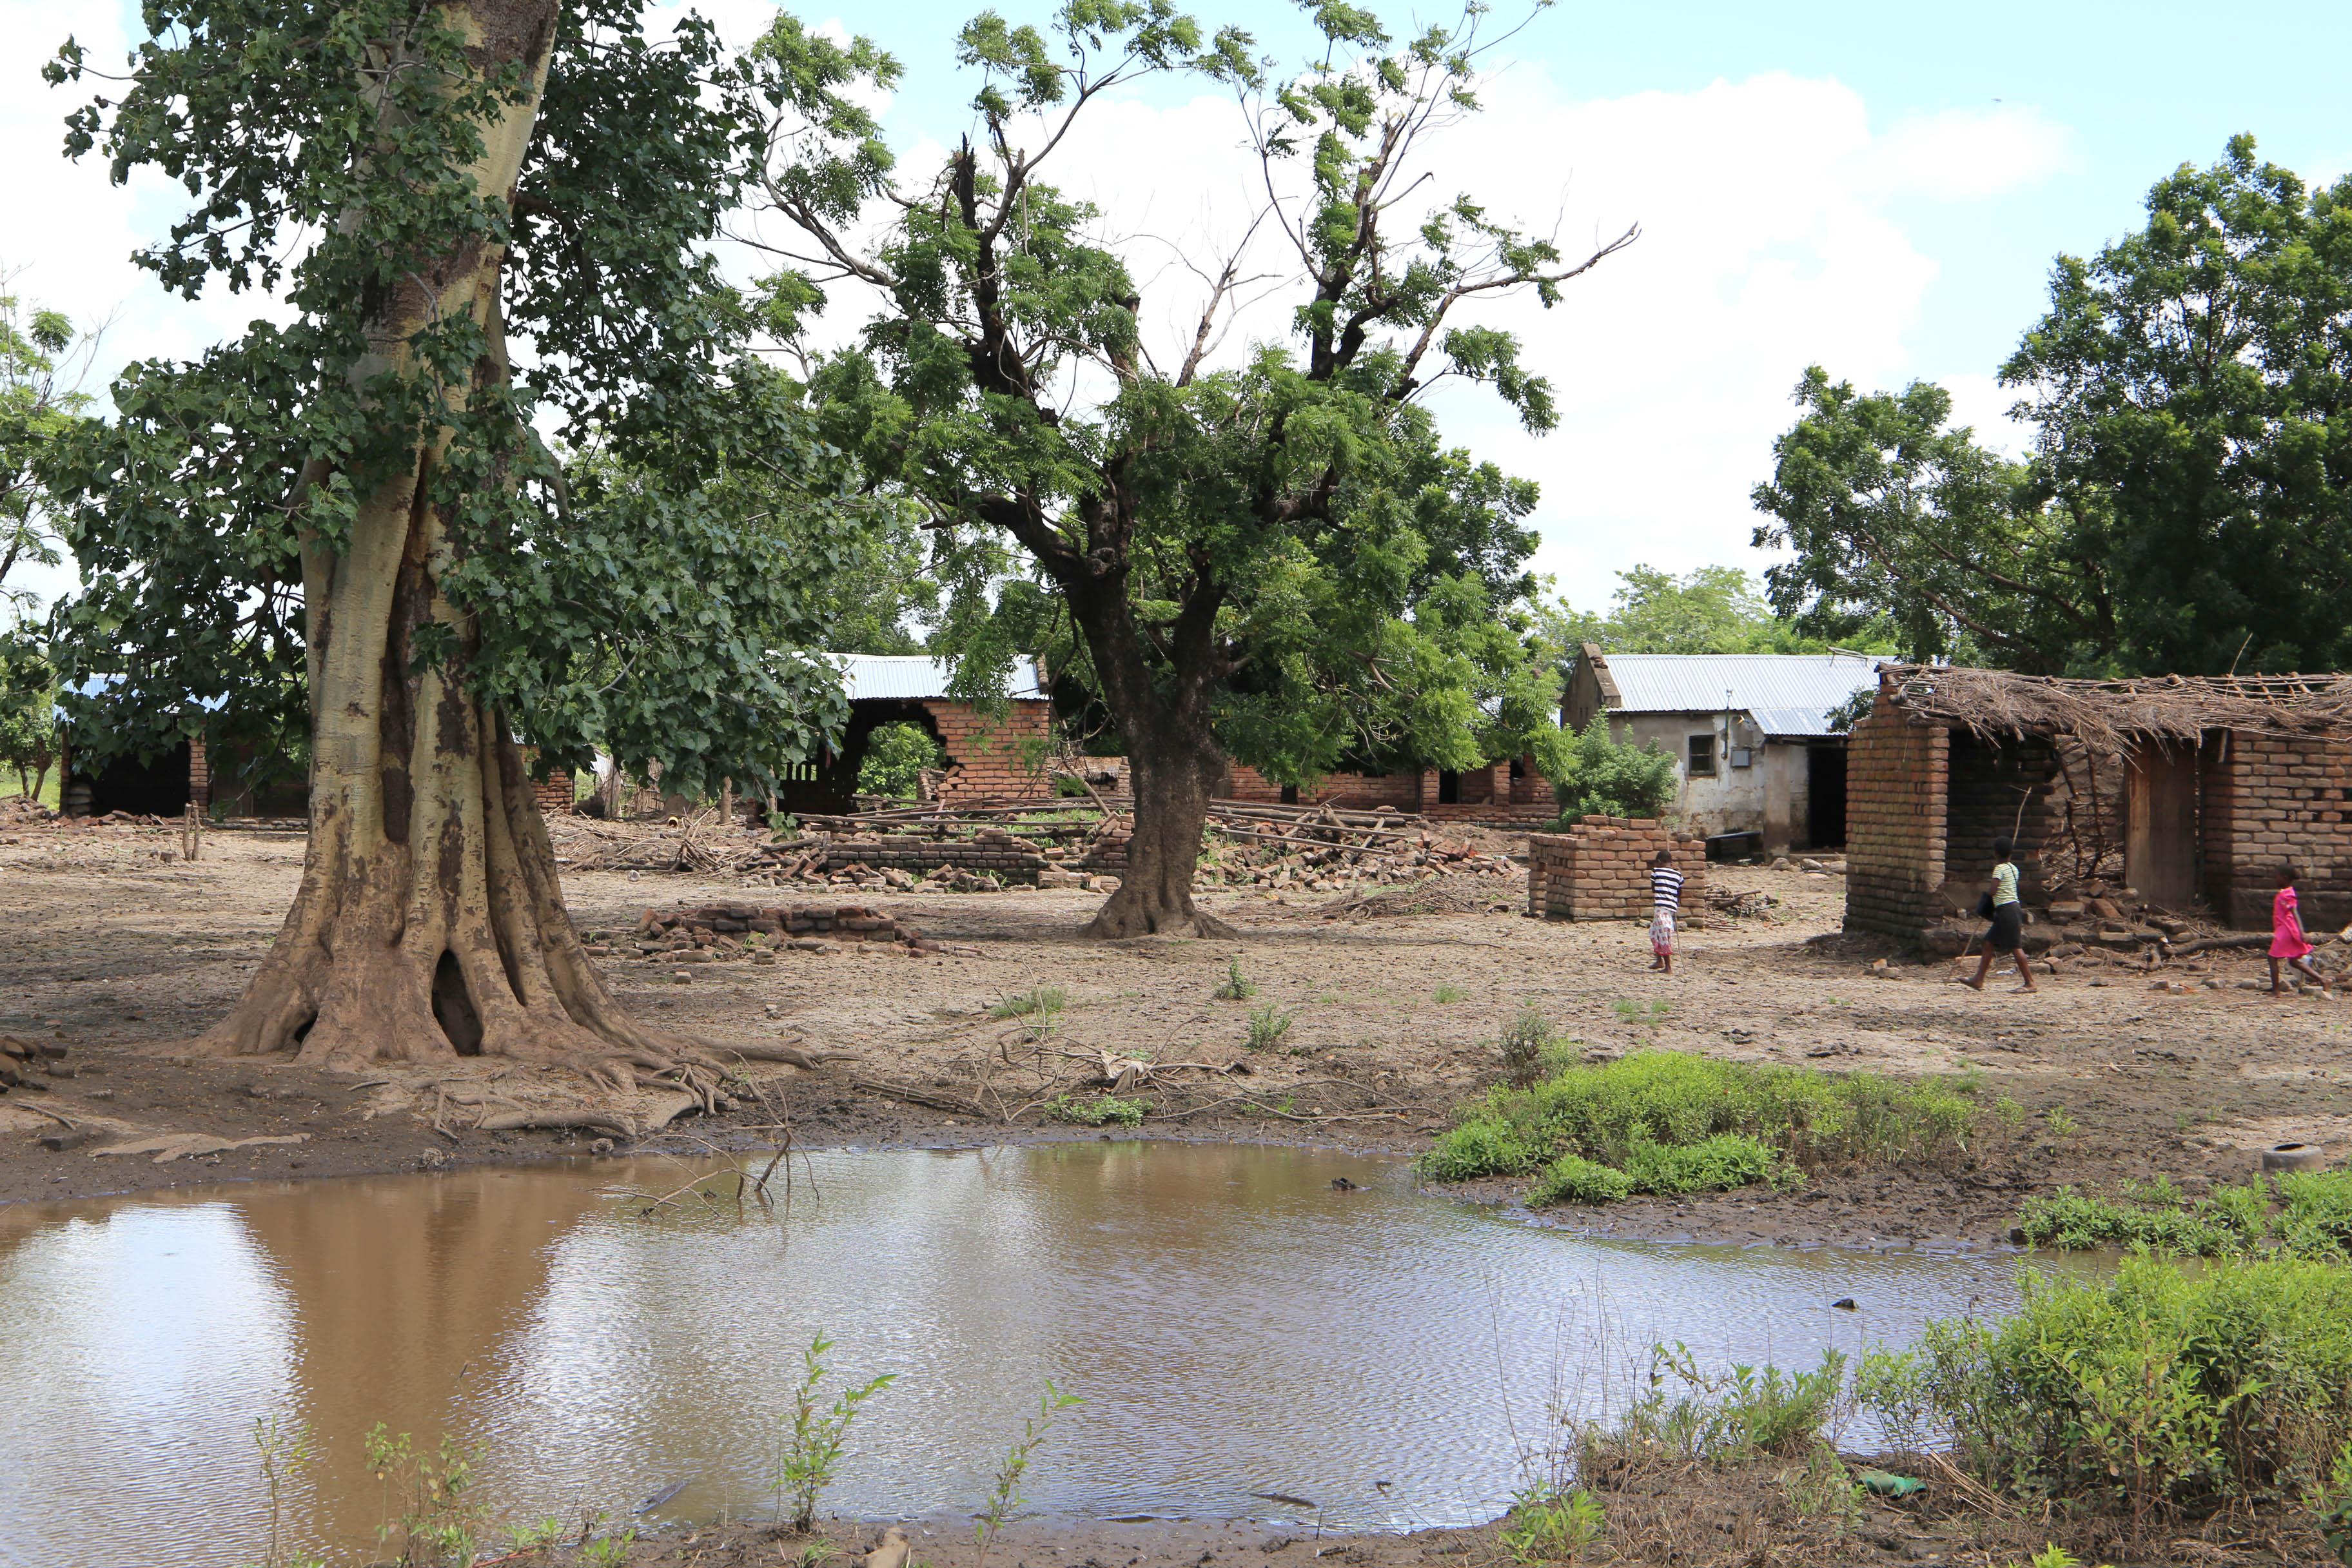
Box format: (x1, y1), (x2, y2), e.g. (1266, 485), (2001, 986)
(809, 825), (1131, 887)
(2204, 731), (2352, 930)
(1841, 701), (1947, 938)
(926, 700), (1054, 799)
(1225, 764), (1424, 810)
(1525, 818), (1708, 920)
(532, 771), (573, 816)
(1224, 758), (1554, 818)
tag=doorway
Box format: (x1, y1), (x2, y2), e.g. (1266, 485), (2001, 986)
(1805, 745), (1847, 848)
(2126, 743), (2199, 908)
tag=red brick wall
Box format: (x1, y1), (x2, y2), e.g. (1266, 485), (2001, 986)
(1841, 696), (1948, 938)
(1225, 764), (1425, 810)
(2205, 730), (2352, 930)
(926, 699), (1055, 799)
(1526, 818), (1708, 920)
(188, 736), (210, 811)
(533, 771), (574, 816)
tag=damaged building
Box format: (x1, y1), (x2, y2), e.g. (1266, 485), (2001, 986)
(1843, 664), (2352, 945)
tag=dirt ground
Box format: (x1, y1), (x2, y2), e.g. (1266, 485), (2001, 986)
(3, 812), (2349, 1250)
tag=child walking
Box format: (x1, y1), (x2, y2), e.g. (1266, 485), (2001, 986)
(1963, 836), (2038, 993)
(2269, 861), (2326, 995)
(1648, 849), (1685, 974)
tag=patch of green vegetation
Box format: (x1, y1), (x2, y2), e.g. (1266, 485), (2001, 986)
(1044, 1094), (1145, 1128)
(1592, 1343), (1848, 1465)
(1528, 1154), (1634, 1205)
(1212, 959), (1257, 1001)
(1433, 984), (1467, 1004)
(1855, 1254), (2352, 1530)
(2014, 1170), (2352, 1262)
(1422, 1050), (1977, 1202)
(1500, 1006), (1553, 1089)
(988, 987), (1068, 1021)
(1244, 1003), (1297, 1052)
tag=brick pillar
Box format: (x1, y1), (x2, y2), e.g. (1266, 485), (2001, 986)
(532, 770), (574, 816)
(188, 734), (210, 811)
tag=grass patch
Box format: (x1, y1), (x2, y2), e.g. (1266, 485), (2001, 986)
(1433, 984), (1467, 1004)
(1044, 1093), (1144, 1128)
(1422, 1048), (1976, 1201)
(1211, 959), (1257, 1001)
(2014, 1170), (2352, 1261)
(1856, 1253), (2352, 1529)
(988, 986), (1068, 1021)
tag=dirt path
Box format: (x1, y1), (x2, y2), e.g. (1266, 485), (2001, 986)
(4, 818), (2349, 1246)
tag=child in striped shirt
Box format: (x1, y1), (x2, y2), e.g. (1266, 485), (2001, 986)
(1648, 849), (1685, 974)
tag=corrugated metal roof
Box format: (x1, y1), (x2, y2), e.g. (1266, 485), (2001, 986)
(1596, 652), (1880, 738)
(832, 654), (1046, 703)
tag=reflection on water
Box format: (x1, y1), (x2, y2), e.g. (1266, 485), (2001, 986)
(0, 1143), (2038, 1567)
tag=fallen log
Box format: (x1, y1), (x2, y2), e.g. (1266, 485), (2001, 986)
(476, 1110), (636, 1139)
(721, 1043), (859, 1070)
(850, 1076), (987, 1117)
(2164, 933), (2271, 957)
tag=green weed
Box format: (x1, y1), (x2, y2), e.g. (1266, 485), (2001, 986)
(581, 1527), (637, 1568)
(364, 1425), (487, 1568)
(1044, 1093), (1144, 1128)
(1527, 1155), (1634, 1205)
(1590, 1344), (1846, 1467)
(989, 987), (1068, 1021)
(1500, 1482), (1605, 1564)
(974, 1384), (1082, 1568)
(505, 1518), (567, 1555)
(1618, 1133), (1778, 1197)
(1244, 1003), (1298, 1052)
(1994, 1095), (2028, 1132)
(1434, 984), (1467, 1004)
(2044, 1106), (2079, 1139)
(1213, 959), (1258, 1001)
(776, 1332), (896, 1531)
(2012, 1171), (2352, 1262)
(248, 1415), (318, 1568)
(1501, 1006), (1553, 1088)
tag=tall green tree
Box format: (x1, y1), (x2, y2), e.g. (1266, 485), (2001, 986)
(749, 0), (1631, 936)
(0, 280), (95, 612)
(44, 0), (859, 1079)
(1754, 137), (2352, 678)
(1747, 370), (2113, 672)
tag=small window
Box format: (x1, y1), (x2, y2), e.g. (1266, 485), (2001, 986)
(1687, 734), (1716, 777)
(1279, 783), (1298, 805)
(1437, 770), (1461, 805)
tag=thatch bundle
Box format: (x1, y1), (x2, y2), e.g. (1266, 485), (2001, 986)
(1879, 665), (2352, 750)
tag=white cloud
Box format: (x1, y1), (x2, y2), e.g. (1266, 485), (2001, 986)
(3, 1), (2068, 626)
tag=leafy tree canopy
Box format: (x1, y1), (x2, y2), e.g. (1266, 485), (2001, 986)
(743, 0), (1631, 934)
(0, 279), (94, 615)
(41, 0), (867, 792)
(1754, 136), (2352, 677)
(857, 720), (947, 798)
(1541, 563), (1895, 659)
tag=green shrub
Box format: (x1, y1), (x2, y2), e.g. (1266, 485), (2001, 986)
(1424, 1119), (1539, 1182)
(988, 986), (1068, 1021)
(2012, 1171), (2352, 1262)
(1420, 1050), (1976, 1187)
(1529, 1154), (1634, 1205)
(1212, 959), (1257, 1001)
(1872, 1255), (2352, 1520)
(1500, 1006), (1553, 1089)
(1045, 1094), (1144, 1128)
(1592, 1344), (1847, 1466)
(856, 721), (947, 799)
(1531, 715), (1678, 823)
(1244, 1003), (1297, 1052)
(1620, 1133), (1778, 1196)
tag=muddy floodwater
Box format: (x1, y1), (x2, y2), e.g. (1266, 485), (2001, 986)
(0, 1142), (2050, 1567)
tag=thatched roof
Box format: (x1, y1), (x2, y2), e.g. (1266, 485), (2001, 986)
(1878, 664), (2352, 749)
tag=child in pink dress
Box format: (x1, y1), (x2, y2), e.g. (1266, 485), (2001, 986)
(2269, 862), (2326, 995)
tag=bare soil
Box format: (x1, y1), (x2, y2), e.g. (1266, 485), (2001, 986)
(4, 812), (2348, 1246)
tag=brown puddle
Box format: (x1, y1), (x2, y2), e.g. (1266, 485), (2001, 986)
(0, 1143), (2047, 1567)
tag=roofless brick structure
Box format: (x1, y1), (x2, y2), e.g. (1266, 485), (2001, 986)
(1844, 664), (2352, 943)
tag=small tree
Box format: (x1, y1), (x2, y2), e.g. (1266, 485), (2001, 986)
(1533, 716), (1676, 825)
(0, 632), (57, 801)
(856, 721), (946, 799)
(0, 277), (95, 612)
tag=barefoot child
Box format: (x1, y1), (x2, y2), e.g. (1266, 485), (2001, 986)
(1648, 849), (1684, 974)
(2269, 862), (2326, 994)
(1963, 837), (2038, 993)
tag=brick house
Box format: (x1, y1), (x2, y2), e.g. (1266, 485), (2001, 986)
(1843, 663), (2352, 942)
(772, 654), (1054, 816)
(1223, 756), (1555, 824)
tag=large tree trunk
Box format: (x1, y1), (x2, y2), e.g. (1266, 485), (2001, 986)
(191, 0), (714, 1093)
(1086, 731), (1235, 939)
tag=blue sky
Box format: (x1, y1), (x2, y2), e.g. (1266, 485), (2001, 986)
(6, 0), (2349, 616)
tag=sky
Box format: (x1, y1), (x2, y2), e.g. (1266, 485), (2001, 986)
(6, 0), (2351, 621)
